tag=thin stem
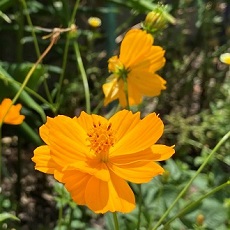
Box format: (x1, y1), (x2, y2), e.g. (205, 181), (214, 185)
(70, 0), (80, 23)
(57, 185), (65, 230)
(20, 0), (54, 104)
(122, 73), (130, 110)
(112, 212), (120, 230)
(73, 42), (91, 113)
(55, 0), (80, 112)
(16, 3), (24, 63)
(0, 75), (55, 112)
(43, 79), (54, 105)
(67, 207), (74, 230)
(1, 38), (56, 124)
(55, 33), (70, 112)
(152, 130), (230, 230)
(20, 0), (41, 58)
(58, 204), (63, 230)
(164, 180), (230, 228)
(137, 184), (142, 230)
(0, 124), (2, 215)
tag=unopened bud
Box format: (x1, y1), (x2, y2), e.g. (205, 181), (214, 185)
(220, 53), (230, 65)
(142, 5), (176, 34)
(88, 17), (101, 28)
(196, 214), (205, 226)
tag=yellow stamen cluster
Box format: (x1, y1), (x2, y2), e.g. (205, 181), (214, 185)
(87, 122), (115, 162)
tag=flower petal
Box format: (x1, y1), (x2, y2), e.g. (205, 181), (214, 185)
(127, 82), (143, 106)
(102, 75), (120, 106)
(64, 160), (110, 182)
(108, 161), (164, 183)
(48, 115), (92, 166)
(0, 98), (25, 125)
(77, 111), (108, 132)
(85, 171), (135, 213)
(39, 122), (50, 144)
(110, 148), (154, 163)
(32, 144), (63, 182)
(109, 110), (141, 142)
(130, 72), (166, 96)
(148, 46), (166, 72)
(120, 29), (153, 67)
(151, 144), (175, 161)
(110, 113), (164, 157)
(32, 145), (57, 174)
(62, 170), (91, 205)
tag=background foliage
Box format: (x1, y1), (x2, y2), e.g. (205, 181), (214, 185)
(0, 0), (229, 229)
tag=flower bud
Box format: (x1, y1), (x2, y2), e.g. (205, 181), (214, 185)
(143, 5), (176, 34)
(196, 214), (205, 226)
(220, 53), (230, 65)
(88, 17), (101, 28)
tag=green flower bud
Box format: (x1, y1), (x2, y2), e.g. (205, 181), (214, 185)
(142, 5), (176, 35)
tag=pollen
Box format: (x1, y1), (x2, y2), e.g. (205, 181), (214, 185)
(87, 122), (115, 162)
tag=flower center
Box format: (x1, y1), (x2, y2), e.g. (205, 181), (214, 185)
(87, 122), (115, 162)
(108, 56), (129, 78)
(108, 56), (124, 73)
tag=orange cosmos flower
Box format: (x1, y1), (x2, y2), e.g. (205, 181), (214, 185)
(103, 29), (166, 107)
(0, 98), (25, 125)
(32, 110), (174, 213)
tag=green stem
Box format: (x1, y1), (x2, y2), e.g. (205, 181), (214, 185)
(0, 125), (2, 215)
(7, 49), (52, 118)
(57, 185), (65, 230)
(73, 42), (91, 113)
(67, 206), (74, 230)
(122, 73), (130, 110)
(152, 130), (230, 230)
(112, 212), (120, 230)
(58, 204), (63, 230)
(55, 33), (70, 112)
(164, 180), (230, 228)
(16, 3), (24, 63)
(137, 184), (142, 230)
(20, 0), (41, 58)
(0, 75), (55, 113)
(43, 79), (54, 106)
(55, 0), (80, 112)
(20, 0), (54, 104)
(1, 35), (56, 129)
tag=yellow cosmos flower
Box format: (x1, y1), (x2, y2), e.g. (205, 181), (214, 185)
(32, 110), (174, 213)
(220, 53), (230, 65)
(103, 29), (166, 107)
(0, 98), (25, 125)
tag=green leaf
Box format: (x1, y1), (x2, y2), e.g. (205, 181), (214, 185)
(0, 0), (14, 11)
(19, 122), (42, 146)
(0, 212), (20, 222)
(2, 62), (46, 91)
